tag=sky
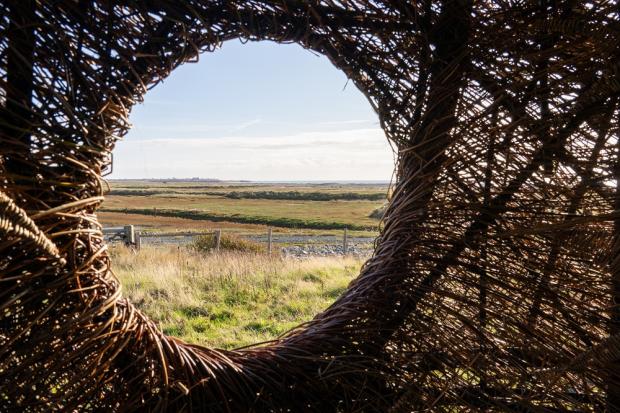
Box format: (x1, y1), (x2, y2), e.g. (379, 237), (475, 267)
(111, 40), (395, 181)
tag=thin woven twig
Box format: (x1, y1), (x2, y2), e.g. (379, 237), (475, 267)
(1, 1), (620, 411)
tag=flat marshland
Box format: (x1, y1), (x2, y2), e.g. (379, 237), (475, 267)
(111, 245), (364, 349)
(100, 180), (388, 236)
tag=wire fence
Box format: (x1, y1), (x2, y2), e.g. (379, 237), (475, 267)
(103, 225), (374, 256)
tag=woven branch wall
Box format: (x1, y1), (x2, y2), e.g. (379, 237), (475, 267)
(1, 1), (620, 411)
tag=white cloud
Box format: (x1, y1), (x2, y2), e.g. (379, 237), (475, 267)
(227, 117), (263, 132)
(111, 128), (395, 181)
(127, 117), (380, 140)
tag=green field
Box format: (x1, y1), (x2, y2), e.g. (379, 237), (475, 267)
(112, 245), (362, 349)
(100, 180), (388, 235)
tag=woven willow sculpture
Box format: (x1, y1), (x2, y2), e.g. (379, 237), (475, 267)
(1, 1), (620, 411)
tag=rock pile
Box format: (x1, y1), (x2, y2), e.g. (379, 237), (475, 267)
(281, 243), (373, 258)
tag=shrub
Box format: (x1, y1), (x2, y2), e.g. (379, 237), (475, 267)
(103, 208), (376, 231)
(369, 204), (388, 219)
(225, 190), (385, 201)
(192, 233), (266, 253)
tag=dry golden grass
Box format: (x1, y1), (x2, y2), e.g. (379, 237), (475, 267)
(98, 210), (268, 232)
(111, 245), (364, 349)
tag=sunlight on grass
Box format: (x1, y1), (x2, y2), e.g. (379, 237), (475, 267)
(111, 245), (363, 349)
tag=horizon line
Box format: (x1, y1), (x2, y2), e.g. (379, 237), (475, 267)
(108, 178), (391, 183)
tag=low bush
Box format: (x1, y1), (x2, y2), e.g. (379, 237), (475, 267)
(226, 190), (385, 201)
(369, 204), (387, 219)
(108, 189), (159, 196)
(192, 233), (265, 253)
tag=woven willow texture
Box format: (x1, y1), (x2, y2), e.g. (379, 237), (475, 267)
(1, 1), (620, 411)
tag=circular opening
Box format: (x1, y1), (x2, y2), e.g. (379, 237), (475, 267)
(103, 40), (395, 349)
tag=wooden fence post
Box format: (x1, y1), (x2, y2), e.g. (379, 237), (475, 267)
(267, 228), (273, 254)
(343, 228), (348, 255)
(135, 231), (141, 251)
(215, 229), (221, 252)
(124, 225), (135, 246)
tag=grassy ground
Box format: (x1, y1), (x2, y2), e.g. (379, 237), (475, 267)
(111, 245), (363, 349)
(100, 180), (387, 235)
(102, 207), (375, 231)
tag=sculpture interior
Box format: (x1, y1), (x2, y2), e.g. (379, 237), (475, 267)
(1, 1), (620, 411)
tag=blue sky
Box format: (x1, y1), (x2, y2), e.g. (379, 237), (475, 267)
(111, 40), (395, 181)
